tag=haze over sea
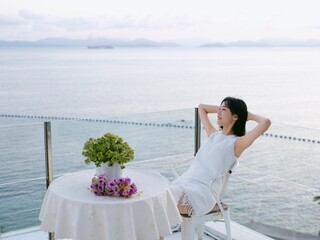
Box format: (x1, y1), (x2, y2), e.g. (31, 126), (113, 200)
(1, 46), (320, 130)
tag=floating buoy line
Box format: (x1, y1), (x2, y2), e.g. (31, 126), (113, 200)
(1, 114), (319, 144)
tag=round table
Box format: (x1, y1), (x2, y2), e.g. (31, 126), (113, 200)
(39, 169), (182, 240)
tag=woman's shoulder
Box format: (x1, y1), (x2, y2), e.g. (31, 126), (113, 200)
(209, 131), (237, 140)
(208, 131), (220, 138)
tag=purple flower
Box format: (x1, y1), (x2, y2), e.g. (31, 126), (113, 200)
(98, 184), (105, 192)
(107, 179), (116, 188)
(124, 177), (131, 185)
(130, 183), (137, 194)
(90, 175), (137, 197)
(116, 177), (126, 184)
(105, 189), (114, 196)
(111, 185), (120, 194)
(94, 190), (103, 196)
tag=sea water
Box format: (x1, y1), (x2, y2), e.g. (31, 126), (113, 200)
(1, 47), (320, 129)
(0, 47), (320, 235)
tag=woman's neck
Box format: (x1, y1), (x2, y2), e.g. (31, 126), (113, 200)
(221, 125), (234, 135)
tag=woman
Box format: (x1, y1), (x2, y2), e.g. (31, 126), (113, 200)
(170, 96), (271, 216)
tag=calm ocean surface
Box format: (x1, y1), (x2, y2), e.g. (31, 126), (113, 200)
(0, 47), (320, 235)
(0, 47), (320, 129)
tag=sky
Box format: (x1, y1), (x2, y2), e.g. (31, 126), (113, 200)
(1, 0), (320, 45)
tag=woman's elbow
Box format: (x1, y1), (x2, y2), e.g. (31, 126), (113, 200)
(264, 118), (272, 130)
(198, 104), (206, 113)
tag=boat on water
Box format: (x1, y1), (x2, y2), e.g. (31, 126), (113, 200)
(87, 45), (113, 49)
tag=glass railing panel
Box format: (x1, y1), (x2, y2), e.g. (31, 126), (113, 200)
(50, 108), (195, 176)
(223, 122), (320, 237)
(0, 122), (46, 234)
(2, 110), (319, 238)
(240, 122), (320, 188)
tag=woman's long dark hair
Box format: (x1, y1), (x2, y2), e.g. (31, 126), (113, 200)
(221, 97), (248, 136)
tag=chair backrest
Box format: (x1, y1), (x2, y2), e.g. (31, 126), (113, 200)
(220, 159), (239, 200)
(209, 159), (239, 213)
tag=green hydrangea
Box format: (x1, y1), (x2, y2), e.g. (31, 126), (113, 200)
(82, 132), (134, 169)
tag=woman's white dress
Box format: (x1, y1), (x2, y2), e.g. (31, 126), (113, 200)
(170, 131), (239, 216)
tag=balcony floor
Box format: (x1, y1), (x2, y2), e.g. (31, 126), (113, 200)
(1, 221), (274, 240)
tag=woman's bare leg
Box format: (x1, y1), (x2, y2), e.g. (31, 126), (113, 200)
(158, 193), (193, 240)
(177, 193), (193, 215)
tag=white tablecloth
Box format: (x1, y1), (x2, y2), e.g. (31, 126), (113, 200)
(39, 169), (182, 240)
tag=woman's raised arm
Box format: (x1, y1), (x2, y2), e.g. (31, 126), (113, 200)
(198, 103), (219, 137)
(235, 112), (271, 157)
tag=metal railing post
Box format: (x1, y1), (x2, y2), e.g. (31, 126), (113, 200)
(194, 108), (201, 155)
(44, 121), (54, 240)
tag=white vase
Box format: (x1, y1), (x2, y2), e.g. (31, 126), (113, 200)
(96, 162), (122, 178)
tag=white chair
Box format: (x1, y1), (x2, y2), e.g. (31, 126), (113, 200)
(180, 161), (238, 240)
(180, 202), (231, 240)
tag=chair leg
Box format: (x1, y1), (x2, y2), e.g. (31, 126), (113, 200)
(196, 222), (205, 240)
(181, 218), (196, 240)
(224, 210), (232, 240)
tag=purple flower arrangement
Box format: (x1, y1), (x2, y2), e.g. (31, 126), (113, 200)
(90, 174), (138, 197)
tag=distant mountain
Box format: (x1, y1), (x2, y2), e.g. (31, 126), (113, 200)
(96, 37), (183, 47)
(0, 37), (181, 48)
(200, 40), (270, 47)
(199, 39), (320, 47)
(1, 37), (320, 48)
(227, 41), (270, 47)
(123, 38), (181, 47)
(200, 43), (226, 48)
